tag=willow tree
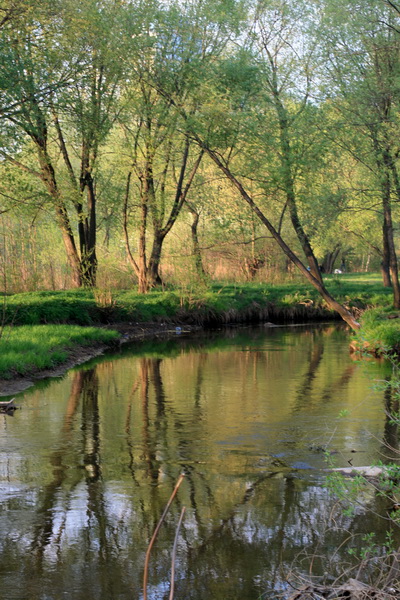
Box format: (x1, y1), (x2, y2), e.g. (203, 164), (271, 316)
(319, 0), (400, 307)
(0, 0), (134, 286)
(151, 0), (361, 329)
(120, 0), (243, 292)
(121, 83), (204, 293)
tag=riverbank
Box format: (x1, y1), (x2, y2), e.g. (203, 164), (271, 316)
(0, 274), (394, 395)
(0, 321), (211, 396)
(350, 306), (400, 356)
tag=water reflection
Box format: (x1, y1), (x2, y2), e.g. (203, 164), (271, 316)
(0, 324), (398, 600)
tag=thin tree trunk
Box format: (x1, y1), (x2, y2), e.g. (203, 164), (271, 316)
(382, 159), (400, 308)
(123, 170), (141, 276)
(80, 176), (97, 287)
(187, 203), (206, 279)
(381, 223), (392, 287)
(268, 56), (323, 285)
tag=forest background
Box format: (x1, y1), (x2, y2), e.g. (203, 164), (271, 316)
(0, 0), (400, 330)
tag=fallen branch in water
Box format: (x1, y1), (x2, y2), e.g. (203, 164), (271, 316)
(143, 473), (185, 600)
(328, 466), (387, 478)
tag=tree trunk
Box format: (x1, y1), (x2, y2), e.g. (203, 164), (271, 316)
(146, 146), (204, 289)
(381, 235), (392, 287)
(204, 146), (360, 330)
(188, 206), (207, 279)
(147, 233), (164, 288)
(322, 246), (341, 274)
(122, 168), (153, 293)
(270, 68), (323, 285)
(53, 109), (98, 287)
(381, 160), (400, 308)
(38, 148), (82, 287)
(77, 175), (97, 287)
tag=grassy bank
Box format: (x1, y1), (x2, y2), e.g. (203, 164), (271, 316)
(0, 273), (394, 382)
(0, 273), (392, 327)
(353, 307), (400, 355)
(0, 325), (119, 379)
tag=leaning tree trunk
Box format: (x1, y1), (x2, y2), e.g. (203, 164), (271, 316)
(38, 148), (82, 287)
(204, 146), (360, 331)
(270, 63), (323, 285)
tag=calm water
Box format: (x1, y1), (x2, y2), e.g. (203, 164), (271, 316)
(0, 324), (397, 600)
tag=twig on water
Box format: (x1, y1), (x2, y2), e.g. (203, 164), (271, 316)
(169, 506), (186, 600)
(143, 473), (185, 600)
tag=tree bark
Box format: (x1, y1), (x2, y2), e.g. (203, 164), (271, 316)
(37, 146), (82, 287)
(381, 156), (400, 308)
(187, 203), (207, 279)
(78, 174), (97, 287)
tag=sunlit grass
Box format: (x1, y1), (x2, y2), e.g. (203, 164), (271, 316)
(356, 307), (400, 353)
(0, 273), (393, 328)
(0, 325), (119, 379)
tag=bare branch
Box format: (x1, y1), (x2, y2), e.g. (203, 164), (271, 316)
(143, 474), (185, 600)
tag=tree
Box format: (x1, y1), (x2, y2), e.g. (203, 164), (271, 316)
(168, 0), (361, 329)
(0, 0), (133, 286)
(119, 0), (241, 292)
(121, 87), (203, 292)
(319, 0), (400, 306)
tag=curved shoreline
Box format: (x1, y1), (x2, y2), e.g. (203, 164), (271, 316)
(0, 322), (202, 397)
(0, 303), (347, 398)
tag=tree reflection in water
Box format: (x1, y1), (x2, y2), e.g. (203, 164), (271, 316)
(0, 325), (397, 600)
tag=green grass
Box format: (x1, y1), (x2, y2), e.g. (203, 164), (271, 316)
(0, 274), (393, 328)
(0, 325), (119, 379)
(355, 307), (400, 354)
(0, 273), (396, 380)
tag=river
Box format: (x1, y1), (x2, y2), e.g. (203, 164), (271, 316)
(0, 323), (398, 600)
